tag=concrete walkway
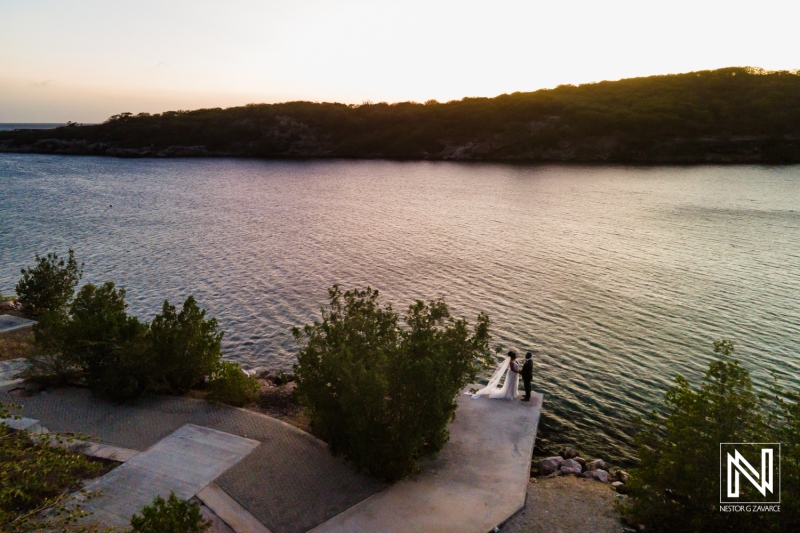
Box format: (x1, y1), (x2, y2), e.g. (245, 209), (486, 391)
(0, 386), (386, 533)
(82, 424), (260, 528)
(1, 384), (542, 533)
(311, 392), (543, 533)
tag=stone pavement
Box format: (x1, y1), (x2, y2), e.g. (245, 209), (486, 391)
(0, 314), (36, 333)
(311, 392), (543, 533)
(1, 384), (542, 533)
(82, 424), (260, 528)
(0, 386), (386, 533)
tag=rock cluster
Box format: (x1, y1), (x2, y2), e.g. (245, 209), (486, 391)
(243, 367), (296, 385)
(534, 447), (630, 493)
(0, 300), (21, 311)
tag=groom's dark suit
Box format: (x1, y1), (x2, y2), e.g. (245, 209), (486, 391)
(521, 357), (533, 400)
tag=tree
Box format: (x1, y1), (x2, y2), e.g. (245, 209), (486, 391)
(15, 249), (82, 318)
(293, 286), (494, 480)
(149, 296), (223, 394)
(621, 340), (795, 532)
(63, 282), (151, 400)
(130, 492), (210, 533)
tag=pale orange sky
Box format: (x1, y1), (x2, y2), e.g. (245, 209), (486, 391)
(1, 0), (798, 122)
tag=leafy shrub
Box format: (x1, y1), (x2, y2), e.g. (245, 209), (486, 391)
(16, 251), (227, 401)
(1, 401), (108, 532)
(62, 282), (151, 400)
(130, 492), (211, 533)
(206, 361), (259, 407)
(150, 296), (223, 394)
(622, 340), (798, 532)
(293, 285), (493, 480)
(15, 249), (82, 318)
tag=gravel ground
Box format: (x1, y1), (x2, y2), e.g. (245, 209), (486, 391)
(501, 475), (627, 533)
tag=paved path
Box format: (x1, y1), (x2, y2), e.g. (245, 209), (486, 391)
(82, 424), (260, 528)
(0, 387), (386, 533)
(1, 385), (542, 533)
(312, 392), (543, 533)
(0, 314), (36, 333)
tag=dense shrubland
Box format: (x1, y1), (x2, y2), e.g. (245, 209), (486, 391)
(622, 340), (799, 532)
(15, 250), (256, 402)
(293, 285), (495, 480)
(2, 67), (799, 162)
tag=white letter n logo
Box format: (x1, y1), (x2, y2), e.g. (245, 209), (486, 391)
(727, 448), (773, 498)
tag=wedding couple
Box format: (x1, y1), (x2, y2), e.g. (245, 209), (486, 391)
(472, 351), (533, 401)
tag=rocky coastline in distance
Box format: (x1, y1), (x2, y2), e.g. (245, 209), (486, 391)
(3, 67), (800, 164)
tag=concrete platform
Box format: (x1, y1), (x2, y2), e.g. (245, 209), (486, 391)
(82, 424), (260, 528)
(311, 391), (543, 533)
(0, 314), (36, 333)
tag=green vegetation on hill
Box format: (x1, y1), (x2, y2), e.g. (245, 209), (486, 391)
(2, 67), (799, 162)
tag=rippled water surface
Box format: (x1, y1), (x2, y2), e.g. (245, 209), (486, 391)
(2, 155), (799, 463)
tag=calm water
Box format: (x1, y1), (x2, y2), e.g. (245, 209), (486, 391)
(1, 154), (799, 463)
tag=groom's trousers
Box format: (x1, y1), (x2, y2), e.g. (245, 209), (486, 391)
(523, 377), (531, 399)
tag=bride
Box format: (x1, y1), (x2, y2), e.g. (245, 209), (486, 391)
(471, 351), (520, 400)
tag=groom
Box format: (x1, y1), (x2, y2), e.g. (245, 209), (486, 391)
(520, 352), (533, 401)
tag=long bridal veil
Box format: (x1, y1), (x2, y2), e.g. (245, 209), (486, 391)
(470, 356), (511, 399)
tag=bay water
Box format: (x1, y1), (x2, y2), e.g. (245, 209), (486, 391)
(2, 154), (798, 463)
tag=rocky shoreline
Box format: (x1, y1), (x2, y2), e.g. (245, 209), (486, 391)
(533, 446), (630, 495)
(2, 134), (799, 163)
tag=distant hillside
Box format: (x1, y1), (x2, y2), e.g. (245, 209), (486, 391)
(2, 67), (799, 163)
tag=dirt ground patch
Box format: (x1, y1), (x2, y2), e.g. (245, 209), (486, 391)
(249, 380), (312, 433)
(501, 475), (627, 533)
(0, 326), (38, 362)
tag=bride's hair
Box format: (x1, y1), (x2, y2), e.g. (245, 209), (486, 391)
(508, 351), (517, 360)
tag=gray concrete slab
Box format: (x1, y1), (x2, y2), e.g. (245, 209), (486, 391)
(0, 314), (36, 333)
(198, 483), (272, 533)
(311, 392), (543, 533)
(82, 424), (259, 528)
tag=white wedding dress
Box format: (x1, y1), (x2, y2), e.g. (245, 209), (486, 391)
(470, 356), (520, 400)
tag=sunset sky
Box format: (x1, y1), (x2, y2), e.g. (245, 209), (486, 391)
(1, 0), (797, 122)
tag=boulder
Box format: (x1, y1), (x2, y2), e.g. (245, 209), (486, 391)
(561, 458), (582, 471)
(559, 446), (578, 459)
(536, 456), (565, 476)
(574, 456), (587, 470)
(587, 459), (607, 471)
(615, 469), (630, 483)
(559, 464), (582, 476)
(591, 469), (610, 483)
(581, 471), (594, 478)
(612, 481), (628, 493)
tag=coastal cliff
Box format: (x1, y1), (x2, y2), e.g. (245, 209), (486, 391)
(3, 67), (799, 163)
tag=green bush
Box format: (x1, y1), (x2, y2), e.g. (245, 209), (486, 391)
(150, 296), (223, 394)
(622, 340), (798, 532)
(293, 285), (494, 480)
(62, 282), (151, 400)
(15, 249), (82, 318)
(130, 492), (211, 533)
(206, 361), (259, 407)
(1, 401), (107, 532)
